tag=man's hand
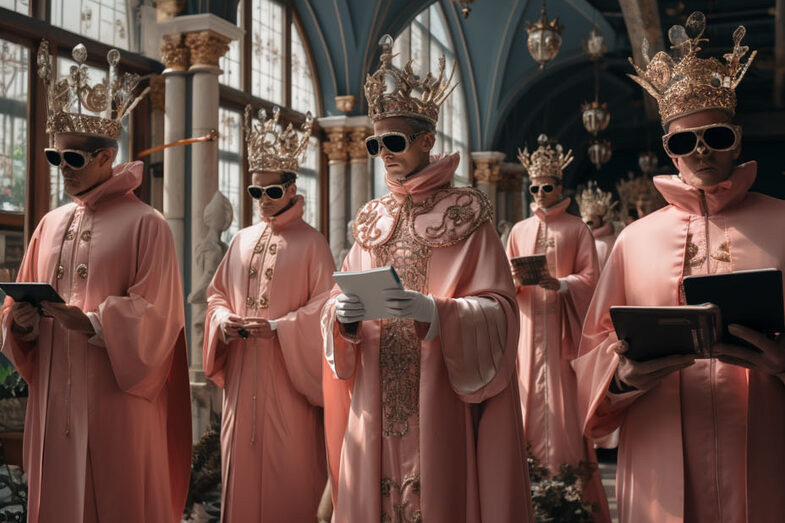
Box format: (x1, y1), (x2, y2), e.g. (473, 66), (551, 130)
(335, 294), (365, 324)
(241, 318), (276, 339)
(613, 340), (696, 391)
(382, 289), (435, 323)
(713, 324), (785, 375)
(10, 302), (41, 334)
(219, 313), (246, 341)
(40, 302), (94, 335)
(538, 276), (561, 291)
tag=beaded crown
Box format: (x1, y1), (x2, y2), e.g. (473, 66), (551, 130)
(517, 134), (573, 181)
(578, 181), (616, 220)
(244, 105), (313, 173)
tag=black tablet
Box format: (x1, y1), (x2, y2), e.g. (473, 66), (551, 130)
(0, 283), (65, 308)
(683, 268), (784, 337)
(610, 304), (722, 362)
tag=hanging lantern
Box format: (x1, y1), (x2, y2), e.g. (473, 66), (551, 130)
(638, 150), (659, 175)
(452, 0), (477, 18)
(583, 27), (607, 60)
(526, 0), (563, 69)
(581, 100), (610, 135)
(588, 138), (612, 170)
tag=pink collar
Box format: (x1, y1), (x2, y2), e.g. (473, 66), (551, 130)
(71, 161), (143, 210)
(531, 197), (572, 222)
(653, 161), (756, 215)
(386, 153), (461, 203)
(262, 195), (305, 231)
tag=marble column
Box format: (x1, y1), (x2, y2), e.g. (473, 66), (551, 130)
(160, 34), (190, 277)
(321, 126), (349, 263)
(500, 161), (526, 223)
(149, 74), (166, 213)
(471, 151), (506, 224)
(347, 123), (372, 218)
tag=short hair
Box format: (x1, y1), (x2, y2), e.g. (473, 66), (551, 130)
(402, 116), (436, 135)
(56, 133), (118, 152)
(280, 171), (297, 185)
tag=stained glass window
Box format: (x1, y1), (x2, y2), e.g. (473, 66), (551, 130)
(220, 3), (243, 90)
(0, 39), (28, 213)
(250, 0), (284, 104)
(51, 0), (131, 50)
(218, 107), (243, 243)
(290, 23), (317, 116)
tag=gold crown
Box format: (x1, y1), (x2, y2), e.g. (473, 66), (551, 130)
(364, 34), (458, 125)
(628, 11), (756, 125)
(37, 40), (148, 141)
(517, 134), (574, 181)
(244, 105), (313, 173)
(579, 181), (616, 220)
(616, 173), (666, 221)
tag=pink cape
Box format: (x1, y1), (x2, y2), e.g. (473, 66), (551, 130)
(322, 153), (533, 522)
(203, 196), (334, 522)
(1, 162), (191, 523)
(506, 198), (609, 521)
(572, 162), (785, 522)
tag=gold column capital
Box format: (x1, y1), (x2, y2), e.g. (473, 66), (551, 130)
(348, 127), (372, 163)
(184, 30), (231, 68)
(322, 127), (349, 165)
(161, 33), (190, 71)
(472, 155), (504, 184)
(149, 74), (166, 111)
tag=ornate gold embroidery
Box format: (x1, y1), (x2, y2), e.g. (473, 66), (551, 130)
(76, 264), (88, 279)
(410, 187), (492, 248)
(80, 231), (91, 242)
(711, 241), (731, 263)
(381, 474), (423, 523)
(684, 233), (707, 271)
(373, 198), (430, 438)
(354, 194), (400, 248)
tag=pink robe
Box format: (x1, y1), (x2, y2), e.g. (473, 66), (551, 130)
(572, 161), (785, 522)
(506, 198), (609, 521)
(1, 162), (191, 523)
(592, 222), (618, 272)
(203, 196), (334, 523)
(322, 153), (533, 523)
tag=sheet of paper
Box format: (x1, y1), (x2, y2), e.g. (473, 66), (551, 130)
(332, 266), (403, 321)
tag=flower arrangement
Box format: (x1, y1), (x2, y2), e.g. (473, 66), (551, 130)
(527, 448), (599, 523)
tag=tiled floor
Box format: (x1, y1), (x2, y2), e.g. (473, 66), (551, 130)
(599, 462), (618, 522)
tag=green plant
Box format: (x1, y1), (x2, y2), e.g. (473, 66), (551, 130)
(0, 356), (27, 400)
(527, 447), (599, 523)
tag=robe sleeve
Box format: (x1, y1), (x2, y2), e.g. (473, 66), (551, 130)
(559, 224), (600, 359)
(571, 240), (636, 439)
(94, 213), (186, 401)
(434, 221), (520, 403)
(504, 222), (533, 300)
(274, 235), (336, 407)
(1, 220), (45, 382)
(202, 234), (241, 389)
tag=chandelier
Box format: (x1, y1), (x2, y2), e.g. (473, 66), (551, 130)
(581, 100), (610, 135)
(584, 27), (607, 60)
(638, 150), (659, 175)
(588, 138), (612, 170)
(452, 0), (476, 18)
(526, 0), (563, 69)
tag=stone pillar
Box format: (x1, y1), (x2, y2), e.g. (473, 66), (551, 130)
(347, 123), (372, 218)
(471, 151), (505, 223)
(149, 74), (166, 212)
(321, 126), (349, 263)
(160, 34), (190, 276)
(500, 161), (526, 223)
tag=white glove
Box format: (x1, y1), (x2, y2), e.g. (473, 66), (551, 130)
(336, 294), (366, 324)
(382, 289), (436, 323)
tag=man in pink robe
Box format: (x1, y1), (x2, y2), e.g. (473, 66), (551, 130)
(507, 135), (609, 520)
(322, 35), (532, 522)
(578, 181), (619, 271)
(203, 106), (334, 522)
(2, 41), (191, 522)
(573, 13), (785, 522)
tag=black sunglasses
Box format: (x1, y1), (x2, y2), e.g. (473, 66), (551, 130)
(365, 131), (425, 157)
(662, 123), (740, 158)
(44, 148), (103, 170)
(247, 182), (292, 200)
(529, 184), (555, 195)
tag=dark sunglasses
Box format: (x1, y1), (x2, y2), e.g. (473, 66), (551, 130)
(529, 184), (555, 195)
(365, 131), (425, 157)
(662, 123), (740, 158)
(247, 182), (292, 200)
(45, 148), (103, 170)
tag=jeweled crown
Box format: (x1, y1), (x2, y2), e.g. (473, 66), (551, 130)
(517, 134), (573, 181)
(364, 34), (458, 125)
(628, 11), (756, 125)
(616, 173), (666, 221)
(578, 181), (616, 220)
(37, 40), (148, 141)
(244, 105), (313, 173)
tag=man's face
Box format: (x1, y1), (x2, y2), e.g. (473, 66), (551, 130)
(530, 176), (562, 209)
(583, 213), (604, 230)
(53, 134), (115, 196)
(372, 117), (434, 179)
(667, 110), (741, 189)
(252, 170), (296, 219)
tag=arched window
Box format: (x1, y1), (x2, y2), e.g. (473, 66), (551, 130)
(373, 4), (471, 196)
(50, 0), (131, 50)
